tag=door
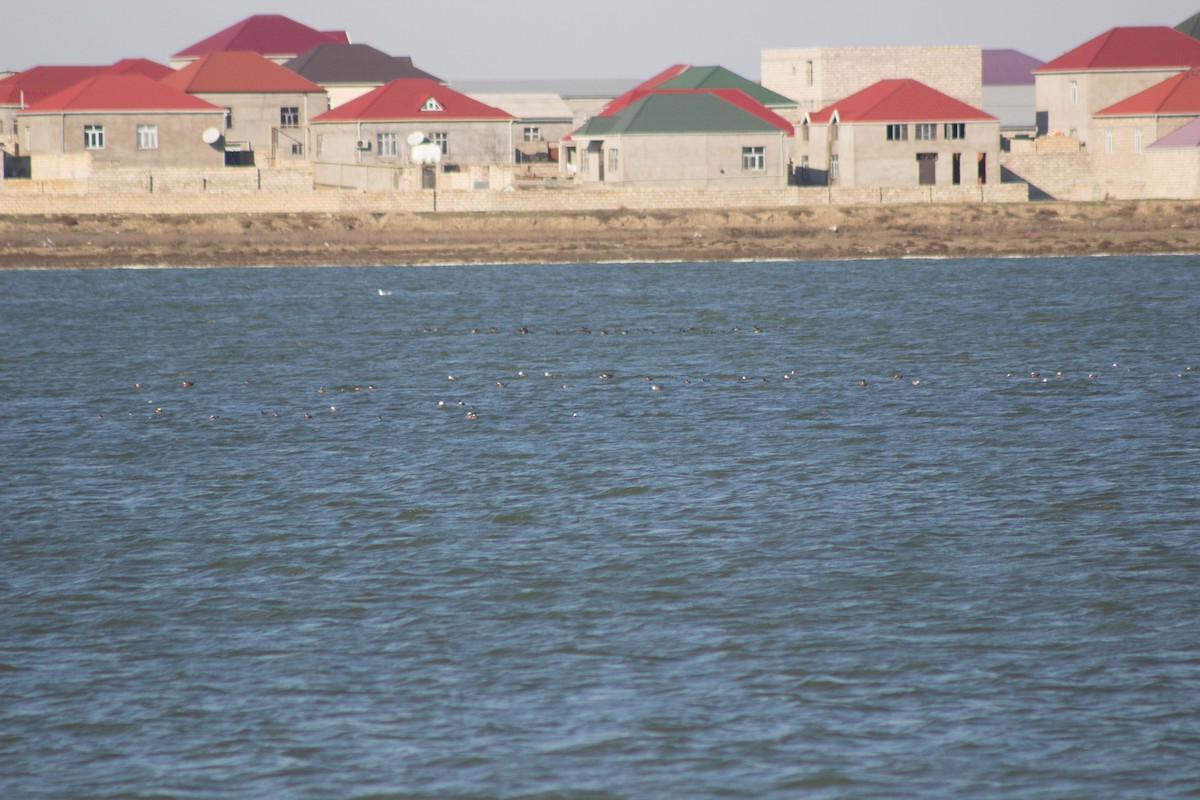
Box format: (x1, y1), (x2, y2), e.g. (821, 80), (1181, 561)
(917, 153), (937, 186)
(977, 153), (987, 185)
(952, 153), (961, 185)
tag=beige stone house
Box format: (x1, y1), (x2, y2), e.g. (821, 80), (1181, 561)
(799, 79), (1000, 188)
(1034, 26), (1200, 149)
(310, 78), (515, 189)
(1088, 69), (1200, 198)
(761, 46), (983, 118)
(161, 51), (328, 166)
(16, 73), (226, 171)
(565, 89), (794, 189)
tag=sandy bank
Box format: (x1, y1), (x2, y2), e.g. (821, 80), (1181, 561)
(2, 200), (1199, 268)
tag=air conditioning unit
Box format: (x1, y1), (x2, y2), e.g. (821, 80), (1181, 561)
(356, 139), (371, 151)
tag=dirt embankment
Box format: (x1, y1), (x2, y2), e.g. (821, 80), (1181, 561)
(2, 200), (1199, 268)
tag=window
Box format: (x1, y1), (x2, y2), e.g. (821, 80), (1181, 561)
(742, 146), (765, 171)
(136, 124), (158, 150)
(1105, 129), (1114, 155)
(800, 155), (809, 179)
(944, 123), (965, 140)
(432, 132), (448, 156)
(1134, 128), (1144, 153)
(805, 60), (814, 86)
(608, 148), (619, 173)
(523, 126), (542, 142)
(829, 154), (839, 181)
(421, 97), (443, 112)
(291, 143), (303, 156)
(581, 148), (589, 173)
(280, 107), (299, 127)
(887, 124), (908, 142)
(224, 107), (233, 128)
(915, 123), (937, 141)
(84, 124), (104, 149)
(377, 132), (398, 157)
(1069, 80), (1078, 106)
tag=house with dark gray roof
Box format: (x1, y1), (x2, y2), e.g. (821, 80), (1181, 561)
(565, 88), (794, 188)
(284, 43), (442, 109)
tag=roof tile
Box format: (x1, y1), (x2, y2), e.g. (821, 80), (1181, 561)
(161, 51), (325, 94)
(311, 78), (513, 121)
(1036, 26), (1200, 73)
(808, 79), (996, 124)
(19, 74), (222, 113)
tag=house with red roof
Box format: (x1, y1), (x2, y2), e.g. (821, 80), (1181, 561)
(309, 78), (515, 173)
(2, 61), (176, 155)
(1033, 26), (1200, 148)
(799, 79), (1000, 188)
(161, 51), (327, 166)
(1087, 68), (1200, 198)
(565, 88), (794, 189)
(16, 74), (225, 170)
(171, 14), (350, 69)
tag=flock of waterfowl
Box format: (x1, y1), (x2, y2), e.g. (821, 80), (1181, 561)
(99, 345), (1193, 425)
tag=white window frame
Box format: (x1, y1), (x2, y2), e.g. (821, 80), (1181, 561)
(830, 153), (840, 181)
(83, 124), (104, 149)
(421, 97), (443, 112)
(915, 123), (937, 141)
(280, 107), (300, 128)
(741, 146), (766, 171)
(944, 123), (965, 140)
(432, 132), (448, 156)
(1069, 80), (1078, 106)
(523, 126), (542, 142)
(377, 132), (398, 157)
(1105, 129), (1114, 155)
(136, 124), (158, 150)
(887, 124), (908, 142)
(607, 148), (618, 173)
(1134, 128), (1144, 153)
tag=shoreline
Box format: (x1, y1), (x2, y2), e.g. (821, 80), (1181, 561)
(3, 199), (1199, 269)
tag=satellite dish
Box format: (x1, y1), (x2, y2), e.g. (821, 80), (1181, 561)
(410, 141), (442, 164)
(201, 128), (221, 144)
(407, 131), (426, 147)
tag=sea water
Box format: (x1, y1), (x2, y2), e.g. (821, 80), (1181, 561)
(2, 256), (1198, 799)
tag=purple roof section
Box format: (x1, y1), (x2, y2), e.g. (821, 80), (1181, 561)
(1149, 116), (1200, 148)
(983, 49), (1044, 86)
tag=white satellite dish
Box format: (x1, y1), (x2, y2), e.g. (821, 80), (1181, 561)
(407, 131), (426, 147)
(201, 128), (221, 144)
(411, 142), (442, 164)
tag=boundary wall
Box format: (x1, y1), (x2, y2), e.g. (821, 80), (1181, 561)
(1, 163), (1028, 215)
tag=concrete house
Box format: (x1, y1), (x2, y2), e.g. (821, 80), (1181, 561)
(310, 77), (515, 169)
(1090, 68), (1200, 198)
(565, 88), (794, 189)
(761, 46), (983, 118)
(171, 14), (350, 69)
(1, 66), (106, 154)
(1034, 26), (1200, 148)
(161, 51), (328, 166)
(983, 49), (1044, 135)
(17, 74), (225, 170)
(283, 43), (442, 110)
(799, 79), (1000, 188)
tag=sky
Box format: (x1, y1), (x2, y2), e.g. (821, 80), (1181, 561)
(3, 0), (1199, 81)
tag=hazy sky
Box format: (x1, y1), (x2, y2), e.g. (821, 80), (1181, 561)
(4, 0), (1198, 80)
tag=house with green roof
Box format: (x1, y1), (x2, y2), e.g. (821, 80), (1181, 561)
(564, 89), (794, 189)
